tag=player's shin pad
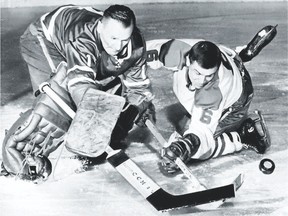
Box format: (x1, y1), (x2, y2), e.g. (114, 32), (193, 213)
(65, 88), (126, 157)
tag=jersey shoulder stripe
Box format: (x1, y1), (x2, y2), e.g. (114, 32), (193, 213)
(41, 5), (102, 46)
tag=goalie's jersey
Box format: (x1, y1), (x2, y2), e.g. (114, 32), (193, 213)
(30, 5), (150, 104)
(146, 39), (245, 159)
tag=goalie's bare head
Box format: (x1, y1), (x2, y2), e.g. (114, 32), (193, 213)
(186, 41), (221, 90)
(98, 5), (136, 56)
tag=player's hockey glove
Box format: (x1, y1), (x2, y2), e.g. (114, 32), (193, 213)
(159, 133), (200, 176)
(1, 62), (74, 180)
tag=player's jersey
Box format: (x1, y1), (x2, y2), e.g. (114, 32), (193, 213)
(29, 5), (150, 105)
(146, 39), (245, 159)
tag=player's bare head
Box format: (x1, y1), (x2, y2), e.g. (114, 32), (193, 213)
(99, 5), (135, 56)
(186, 41), (220, 90)
(103, 5), (136, 28)
(188, 41), (221, 70)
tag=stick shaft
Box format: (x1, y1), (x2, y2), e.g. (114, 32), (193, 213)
(145, 119), (206, 190)
(40, 82), (75, 119)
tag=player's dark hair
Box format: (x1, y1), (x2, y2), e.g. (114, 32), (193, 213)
(103, 5), (136, 28)
(188, 41), (221, 69)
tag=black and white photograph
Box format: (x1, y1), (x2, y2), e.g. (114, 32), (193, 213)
(1, 0), (287, 215)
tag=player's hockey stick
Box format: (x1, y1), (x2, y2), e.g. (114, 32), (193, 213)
(145, 119), (244, 209)
(39, 83), (238, 211)
(145, 119), (206, 190)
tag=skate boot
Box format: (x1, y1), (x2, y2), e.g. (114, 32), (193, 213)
(74, 152), (108, 171)
(0, 163), (10, 177)
(25, 154), (52, 181)
(238, 110), (271, 154)
(238, 25), (277, 62)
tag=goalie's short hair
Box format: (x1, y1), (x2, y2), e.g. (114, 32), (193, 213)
(103, 5), (136, 28)
(188, 41), (221, 69)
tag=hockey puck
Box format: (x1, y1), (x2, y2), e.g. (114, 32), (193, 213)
(259, 158), (275, 174)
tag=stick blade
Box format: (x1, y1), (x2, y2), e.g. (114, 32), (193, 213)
(196, 173), (244, 210)
(147, 184), (235, 211)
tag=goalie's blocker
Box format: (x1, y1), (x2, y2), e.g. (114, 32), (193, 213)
(65, 87), (156, 160)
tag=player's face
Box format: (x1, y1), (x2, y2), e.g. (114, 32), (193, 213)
(99, 17), (133, 56)
(188, 61), (218, 89)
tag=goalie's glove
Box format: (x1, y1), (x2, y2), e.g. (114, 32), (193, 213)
(2, 62), (74, 179)
(135, 102), (156, 127)
(110, 101), (156, 149)
(125, 91), (156, 128)
(111, 103), (139, 144)
(159, 133), (200, 176)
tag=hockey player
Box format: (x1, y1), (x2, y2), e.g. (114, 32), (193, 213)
(145, 26), (276, 175)
(1, 5), (155, 181)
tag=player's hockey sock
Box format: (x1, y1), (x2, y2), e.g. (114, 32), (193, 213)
(212, 132), (243, 158)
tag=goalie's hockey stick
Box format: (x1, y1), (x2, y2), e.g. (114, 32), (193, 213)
(106, 148), (236, 211)
(39, 83), (237, 211)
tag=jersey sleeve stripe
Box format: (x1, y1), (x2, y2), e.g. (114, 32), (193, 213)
(67, 65), (96, 78)
(122, 79), (150, 88)
(40, 5), (75, 42)
(82, 7), (103, 15)
(40, 13), (52, 42)
(67, 77), (96, 89)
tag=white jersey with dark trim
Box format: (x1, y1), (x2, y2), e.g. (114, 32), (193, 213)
(146, 39), (243, 159)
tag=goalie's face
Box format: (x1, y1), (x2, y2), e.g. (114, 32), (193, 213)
(187, 61), (218, 90)
(98, 17), (133, 56)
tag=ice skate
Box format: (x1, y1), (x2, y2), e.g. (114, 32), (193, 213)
(0, 163), (10, 177)
(238, 25), (277, 62)
(238, 110), (271, 154)
(73, 152), (108, 172)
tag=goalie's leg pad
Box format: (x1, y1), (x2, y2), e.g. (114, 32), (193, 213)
(2, 102), (71, 176)
(65, 88), (126, 157)
(2, 109), (33, 174)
